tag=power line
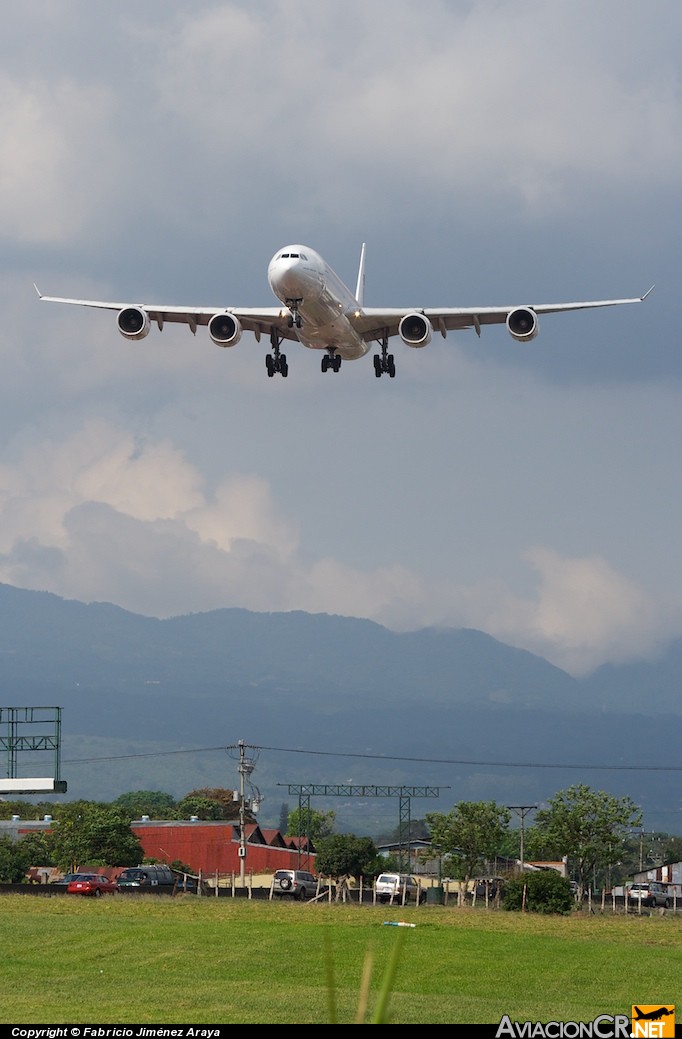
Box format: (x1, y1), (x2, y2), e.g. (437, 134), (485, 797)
(58, 742), (682, 773)
(63, 746), (227, 763)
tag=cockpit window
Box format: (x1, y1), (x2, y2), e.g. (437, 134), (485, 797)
(278, 253), (307, 260)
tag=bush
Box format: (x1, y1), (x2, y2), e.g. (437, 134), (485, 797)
(502, 871), (574, 914)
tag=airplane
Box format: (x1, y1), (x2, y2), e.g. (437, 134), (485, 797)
(633, 1008), (674, 1021)
(35, 245), (653, 379)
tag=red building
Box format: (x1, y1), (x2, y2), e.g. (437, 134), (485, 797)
(130, 819), (315, 875)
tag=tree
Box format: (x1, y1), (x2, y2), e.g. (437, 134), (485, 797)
(50, 802), (144, 870)
(0, 835), (35, 882)
(527, 784), (642, 897)
(315, 833), (380, 896)
(182, 788), (242, 820)
(287, 807), (335, 841)
(425, 801), (511, 889)
(174, 796), (225, 821)
(0, 800), (38, 820)
(112, 791), (177, 821)
(18, 831), (55, 871)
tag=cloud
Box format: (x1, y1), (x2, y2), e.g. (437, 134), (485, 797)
(4, 0), (679, 256)
(0, 75), (121, 244)
(0, 421), (674, 676)
(139, 0), (682, 221)
(481, 547), (666, 675)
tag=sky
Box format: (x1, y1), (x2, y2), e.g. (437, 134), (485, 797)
(1, 0), (681, 678)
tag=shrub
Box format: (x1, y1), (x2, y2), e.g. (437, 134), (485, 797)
(502, 870), (574, 914)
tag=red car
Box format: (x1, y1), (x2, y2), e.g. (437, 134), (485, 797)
(66, 873), (117, 897)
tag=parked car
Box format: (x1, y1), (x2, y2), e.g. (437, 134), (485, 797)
(375, 872), (424, 904)
(628, 882), (672, 908)
(272, 869), (318, 900)
(66, 873), (117, 897)
(116, 865), (176, 890)
(50, 872), (86, 887)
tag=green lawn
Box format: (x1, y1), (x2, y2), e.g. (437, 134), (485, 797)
(1, 894), (680, 1024)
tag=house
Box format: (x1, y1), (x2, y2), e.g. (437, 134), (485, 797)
(633, 860), (682, 889)
(376, 839), (436, 874)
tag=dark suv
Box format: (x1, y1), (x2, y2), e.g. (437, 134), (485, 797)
(117, 865), (175, 890)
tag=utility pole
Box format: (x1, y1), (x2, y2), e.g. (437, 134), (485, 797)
(238, 740), (247, 883)
(233, 740), (260, 885)
(508, 805), (537, 873)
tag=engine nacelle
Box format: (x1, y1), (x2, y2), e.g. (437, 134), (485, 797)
(117, 306), (150, 341)
(506, 307), (539, 343)
(208, 312), (243, 347)
(398, 312), (432, 348)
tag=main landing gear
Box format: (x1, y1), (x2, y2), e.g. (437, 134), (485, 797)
(266, 327), (288, 378)
(321, 349), (341, 373)
(373, 334), (395, 378)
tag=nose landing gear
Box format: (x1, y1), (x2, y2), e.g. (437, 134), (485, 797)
(286, 299), (303, 329)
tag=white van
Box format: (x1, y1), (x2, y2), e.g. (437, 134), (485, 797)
(375, 872), (423, 904)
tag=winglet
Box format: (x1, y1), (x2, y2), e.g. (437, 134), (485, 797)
(355, 243), (366, 306)
(33, 283), (43, 299)
(641, 285), (655, 301)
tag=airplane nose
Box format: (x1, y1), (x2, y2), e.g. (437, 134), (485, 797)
(269, 256), (304, 298)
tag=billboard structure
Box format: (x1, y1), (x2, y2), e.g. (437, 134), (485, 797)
(0, 706), (67, 795)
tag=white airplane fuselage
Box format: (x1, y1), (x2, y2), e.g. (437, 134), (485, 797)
(267, 245), (370, 360)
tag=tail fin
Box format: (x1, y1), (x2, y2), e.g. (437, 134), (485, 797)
(355, 243), (366, 306)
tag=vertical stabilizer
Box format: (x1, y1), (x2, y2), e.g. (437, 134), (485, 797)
(355, 243), (366, 306)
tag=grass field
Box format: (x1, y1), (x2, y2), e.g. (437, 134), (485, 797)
(1, 894), (681, 1025)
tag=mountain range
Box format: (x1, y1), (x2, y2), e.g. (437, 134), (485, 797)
(1, 582), (680, 837)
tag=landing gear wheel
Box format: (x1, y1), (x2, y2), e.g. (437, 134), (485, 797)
(267, 327), (289, 377)
(322, 350), (341, 373)
(373, 335), (396, 378)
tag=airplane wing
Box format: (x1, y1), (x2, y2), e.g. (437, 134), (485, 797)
(34, 272), (653, 380)
(357, 288), (654, 340)
(33, 289), (299, 342)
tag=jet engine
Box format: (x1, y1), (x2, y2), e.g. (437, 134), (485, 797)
(398, 312), (432, 347)
(208, 312), (243, 347)
(117, 306), (150, 341)
(506, 307), (539, 343)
